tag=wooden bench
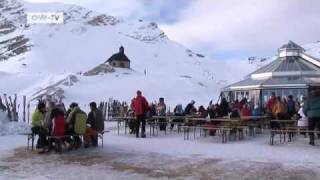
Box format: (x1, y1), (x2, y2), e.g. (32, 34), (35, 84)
(270, 128), (320, 145)
(182, 124), (251, 143)
(20, 132), (35, 150)
(23, 130), (109, 151)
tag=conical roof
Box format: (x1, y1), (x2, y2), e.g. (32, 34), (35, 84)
(279, 41), (304, 51)
(223, 41), (320, 91)
(250, 56), (320, 75)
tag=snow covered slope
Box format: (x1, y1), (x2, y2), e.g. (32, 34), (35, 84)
(0, 0), (302, 108)
(0, 0), (240, 107)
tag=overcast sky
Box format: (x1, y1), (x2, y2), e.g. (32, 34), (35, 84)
(25, 0), (320, 61)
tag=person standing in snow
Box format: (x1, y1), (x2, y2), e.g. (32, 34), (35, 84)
(184, 100), (196, 115)
(267, 92), (276, 115)
(303, 90), (320, 146)
(198, 105), (208, 118)
(287, 95), (296, 119)
(219, 98), (229, 117)
(240, 103), (251, 117)
(157, 97), (167, 131)
(132, 90), (149, 138)
(298, 102), (308, 129)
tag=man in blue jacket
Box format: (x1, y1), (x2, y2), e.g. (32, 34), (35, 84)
(303, 89), (320, 145)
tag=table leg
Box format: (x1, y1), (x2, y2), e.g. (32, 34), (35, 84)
(117, 121), (120, 136)
(31, 135), (34, 151)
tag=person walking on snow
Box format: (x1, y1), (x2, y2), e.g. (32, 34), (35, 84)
(132, 90), (149, 138)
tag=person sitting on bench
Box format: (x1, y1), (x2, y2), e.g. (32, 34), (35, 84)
(66, 103), (87, 149)
(85, 102), (105, 147)
(31, 102), (49, 151)
(48, 104), (66, 152)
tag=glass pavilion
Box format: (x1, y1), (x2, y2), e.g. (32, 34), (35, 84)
(221, 41), (320, 110)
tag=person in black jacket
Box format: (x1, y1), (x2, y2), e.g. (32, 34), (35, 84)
(219, 98), (229, 117)
(184, 100), (196, 115)
(87, 102), (105, 147)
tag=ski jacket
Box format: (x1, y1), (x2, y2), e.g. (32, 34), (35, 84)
(303, 97), (320, 118)
(50, 108), (65, 136)
(241, 107), (251, 117)
(156, 103), (166, 116)
(287, 100), (296, 114)
(67, 107), (87, 134)
(87, 109), (105, 132)
(32, 110), (45, 127)
(267, 97), (276, 113)
(133, 95), (149, 116)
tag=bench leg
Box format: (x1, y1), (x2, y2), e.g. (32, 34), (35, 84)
(117, 121), (120, 135)
(102, 135), (104, 148)
(58, 139), (62, 153)
(270, 131), (274, 145)
(27, 135), (30, 150)
(31, 135), (34, 151)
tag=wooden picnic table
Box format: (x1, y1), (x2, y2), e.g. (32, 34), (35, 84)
(270, 120), (297, 123)
(186, 117), (240, 123)
(112, 116), (136, 135)
(150, 115), (189, 121)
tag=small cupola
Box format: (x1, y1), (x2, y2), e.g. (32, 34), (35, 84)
(119, 46), (124, 54)
(278, 41), (305, 58)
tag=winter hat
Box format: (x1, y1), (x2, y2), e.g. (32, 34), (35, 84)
(89, 102), (97, 109)
(191, 100), (195, 104)
(37, 102), (46, 110)
(70, 102), (78, 108)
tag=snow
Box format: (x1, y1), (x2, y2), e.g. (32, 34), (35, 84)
(0, 122), (320, 179)
(2, 1), (320, 178)
(0, 111), (30, 136)
(0, 0), (256, 109)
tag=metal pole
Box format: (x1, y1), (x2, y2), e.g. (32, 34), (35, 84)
(27, 103), (30, 124)
(23, 96), (26, 122)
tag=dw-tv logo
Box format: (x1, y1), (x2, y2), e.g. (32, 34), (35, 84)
(27, 12), (64, 24)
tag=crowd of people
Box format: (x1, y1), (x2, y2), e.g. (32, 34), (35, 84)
(31, 101), (105, 153)
(31, 89), (320, 149)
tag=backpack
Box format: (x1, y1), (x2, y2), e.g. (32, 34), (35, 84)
(74, 112), (87, 135)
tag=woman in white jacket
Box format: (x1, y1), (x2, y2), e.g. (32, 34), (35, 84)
(298, 103), (308, 128)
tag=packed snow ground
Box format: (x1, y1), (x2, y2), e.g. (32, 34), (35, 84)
(0, 121), (320, 180)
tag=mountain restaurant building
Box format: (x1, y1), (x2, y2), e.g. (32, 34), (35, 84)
(221, 41), (320, 110)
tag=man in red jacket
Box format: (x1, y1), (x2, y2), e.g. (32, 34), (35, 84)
(132, 90), (149, 138)
(267, 92), (276, 115)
